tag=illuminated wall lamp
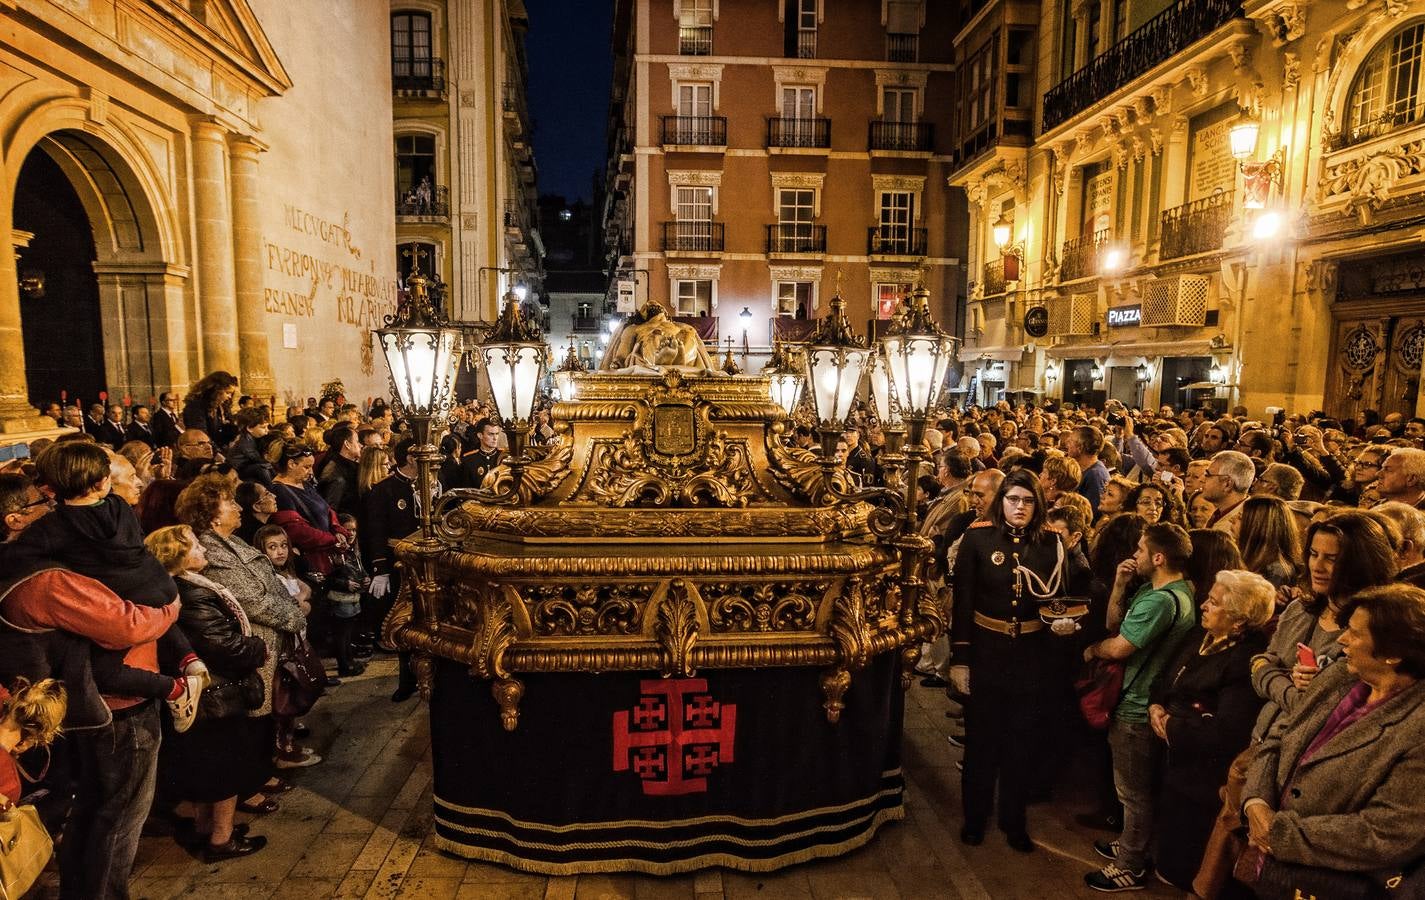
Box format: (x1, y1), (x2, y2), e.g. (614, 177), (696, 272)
(1229, 112), (1284, 210)
(1090, 363), (1104, 382)
(992, 210), (1021, 281)
(1044, 363), (1060, 382)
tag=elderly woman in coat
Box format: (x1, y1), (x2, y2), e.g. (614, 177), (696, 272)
(1241, 583), (1425, 881)
(175, 475), (311, 781)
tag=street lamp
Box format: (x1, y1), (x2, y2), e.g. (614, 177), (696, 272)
(761, 340), (805, 418)
(374, 262), (461, 545)
(992, 211), (1013, 250)
(1229, 110), (1283, 210)
(1135, 362), (1151, 383)
(479, 287), (547, 466)
(551, 336), (587, 401)
(803, 289), (870, 452)
(991, 210), (1021, 282)
(1229, 114), (1260, 161)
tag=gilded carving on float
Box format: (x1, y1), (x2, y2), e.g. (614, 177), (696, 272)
(381, 285), (956, 734)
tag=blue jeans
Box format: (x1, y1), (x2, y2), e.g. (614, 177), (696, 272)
(60, 702), (161, 900)
(1108, 719), (1158, 872)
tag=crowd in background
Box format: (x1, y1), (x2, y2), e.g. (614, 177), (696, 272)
(3, 375), (1425, 897)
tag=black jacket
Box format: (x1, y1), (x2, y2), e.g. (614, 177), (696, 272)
(152, 408), (183, 448)
(317, 453), (361, 519)
(174, 579), (266, 681)
(182, 400), (234, 447)
(0, 599), (111, 731)
(125, 421), (156, 448)
(94, 419), (127, 450)
(227, 432), (274, 485)
(360, 472), (419, 576)
(1151, 626), (1268, 804)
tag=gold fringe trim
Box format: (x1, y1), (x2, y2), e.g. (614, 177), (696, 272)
(433, 769), (904, 832)
(430, 805), (905, 876)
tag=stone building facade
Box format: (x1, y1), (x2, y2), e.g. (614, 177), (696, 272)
(949, 0), (1425, 418)
(390, 0), (544, 326)
(601, 0), (968, 371)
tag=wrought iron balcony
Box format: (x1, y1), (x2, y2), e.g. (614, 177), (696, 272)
(869, 120), (934, 152)
(766, 117), (831, 149)
(572, 315), (603, 333)
(982, 257), (1007, 296)
(392, 56), (446, 95)
(1059, 229), (1109, 282)
(795, 30), (817, 58)
(662, 221), (725, 253)
(886, 33), (919, 62)
(1042, 0), (1242, 131)
(679, 25), (713, 55)
(503, 199), (530, 232)
(1159, 191), (1234, 260)
(396, 184), (449, 219)
(867, 227), (928, 257)
(660, 115), (728, 147)
(765, 223), (827, 254)
(1327, 108), (1425, 151)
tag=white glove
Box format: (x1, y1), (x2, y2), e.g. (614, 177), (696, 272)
(949, 665), (971, 696)
(369, 574), (391, 599)
(184, 659), (212, 691)
(1051, 617), (1081, 636)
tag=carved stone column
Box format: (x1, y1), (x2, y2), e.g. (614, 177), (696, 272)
(0, 219), (51, 432)
(229, 136), (275, 397)
(191, 117), (241, 376)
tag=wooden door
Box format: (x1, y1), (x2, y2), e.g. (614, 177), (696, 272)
(1326, 307), (1425, 423)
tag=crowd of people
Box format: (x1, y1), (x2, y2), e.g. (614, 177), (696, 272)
(4, 372), (1425, 897)
(0, 371), (541, 897)
(877, 398), (1425, 896)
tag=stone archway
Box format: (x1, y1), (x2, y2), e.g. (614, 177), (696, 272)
(8, 125), (183, 411)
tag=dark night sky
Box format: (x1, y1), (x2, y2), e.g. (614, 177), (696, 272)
(525, 0), (613, 203)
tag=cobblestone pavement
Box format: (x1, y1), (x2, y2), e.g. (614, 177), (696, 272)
(113, 657), (1182, 899)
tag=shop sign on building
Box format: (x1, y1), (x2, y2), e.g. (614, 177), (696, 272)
(1107, 304), (1142, 328)
(1024, 305), (1049, 338)
(616, 279), (637, 312)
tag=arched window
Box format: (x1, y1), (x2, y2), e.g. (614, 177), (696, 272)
(1343, 21), (1425, 146)
(391, 12), (433, 84)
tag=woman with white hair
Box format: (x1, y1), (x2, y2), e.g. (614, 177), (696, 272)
(1148, 569), (1276, 891)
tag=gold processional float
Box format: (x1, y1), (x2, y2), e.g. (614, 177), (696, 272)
(375, 268), (957, 874)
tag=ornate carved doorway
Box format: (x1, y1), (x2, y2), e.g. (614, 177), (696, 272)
(1326, 304), (1425, 424)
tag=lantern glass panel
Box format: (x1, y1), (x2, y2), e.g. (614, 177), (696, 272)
(883, 333), (952, 416)
(806, 346), (867, 425)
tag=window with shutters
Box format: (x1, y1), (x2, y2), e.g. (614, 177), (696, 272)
(674, 280), (713, 316)
(1342, 22), (1425, 147)
(391, 12), (432, 81)
(875, 283), (911, 319)
(775, 281), (814, 317)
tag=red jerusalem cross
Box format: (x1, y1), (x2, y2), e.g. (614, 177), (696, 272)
(612, 678), (737, 795)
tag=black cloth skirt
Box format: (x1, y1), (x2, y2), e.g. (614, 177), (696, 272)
(158, 713), (272, 804)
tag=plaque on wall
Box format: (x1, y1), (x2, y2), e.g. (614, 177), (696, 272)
(1024, 305), (1049, 338)
(1188, 104), (1237, 202)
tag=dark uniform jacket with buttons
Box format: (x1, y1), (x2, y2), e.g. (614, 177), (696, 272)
(359, 472), (420, 577)
(950, 520), (1065, 692)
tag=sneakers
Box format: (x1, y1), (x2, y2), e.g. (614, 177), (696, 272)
(166, 675), (203, 733)
(1094, 839), (1120, 861)
(1084, 862), (1147, 892)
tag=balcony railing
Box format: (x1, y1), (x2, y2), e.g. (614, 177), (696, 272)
(982, 258), (1007, 296)
(679, 25), (713, 55)
(767, 117), (831, 148)
(1158, 191), (1234, 260)
(1042, 0), (1242, 131)
(766, 223), (827, 254)
(1327, 107), (1425, 151)
(572, 315), (602, 333)
(867, 227), (928, 256)
(869, 120), (934, 152)
(886, 33), (919, 62)
(503, 199), (529, 231)
(392, 56), (446, 94)
(796, 30), (817, 58)
(1059, 229), (1109, 282)
(662, 221), (725, 253)
(660, 115), (728, 146)
(396, 185), (449, 219)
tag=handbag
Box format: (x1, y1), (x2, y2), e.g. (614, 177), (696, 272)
(1074, 583), (1189, 730)
(197, 670), (265, 720)
(273, 633), (326, 718)
(0, 804), (51, 900)
(1234, 845), (1421, 900)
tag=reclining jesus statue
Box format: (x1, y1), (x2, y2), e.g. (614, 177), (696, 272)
(600, 300), (720, 374)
